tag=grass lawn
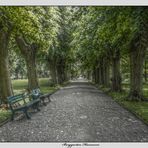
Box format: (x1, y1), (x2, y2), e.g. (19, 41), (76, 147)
(0, 110), (11, 125)
(0, 78), (59, 124)
(12, 78), (59, 94)
(99, 83), (148, 125)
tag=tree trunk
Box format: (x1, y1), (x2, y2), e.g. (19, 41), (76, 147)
(15, 71), (19, 79)
(144, 59), (147, 82)
(111, 49), (122, 92)
(48, 60), (58, 84)
(15, 36), (39, 90)
(98, 66), (102, 85)
(95, 67), (100, 84)
(104, 61), (110, 87)
(129, 44), (146, 101)
(62, 62), (67, 82)
(92, 68), (96, 83)
(93, 66), (97, 84)
(87, 70), (91, 80)
(64, 64), (70, 82)
(0, 30), (13, 103)
(56, 59), (66, 84)
(21, 73), (23, 79)
(98, 60), (104, 86)
(57, 64), (63, 84)
(26, 58), (39, 89)
(101, 60), (105, 85)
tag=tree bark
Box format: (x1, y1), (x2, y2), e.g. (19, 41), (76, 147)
(48, 59), (58, 84)
(94, 68), (97, 83)
(56, 58), (66, 84)
(111, 49), (122, 92)
(101, 60), (105, 85)
(57, 64), (63, 84)
(103, 60), (110, 87)
(87, 70), (91, 81)
(64, 65), (69, 82)
(15, 36), (39, 90)
(98, 60), (104, 86)
(92, 67), (96, 83)
(128, 8), (148, 100)
(62, 61), (67, 82)
(26, 58), (39, 89)
(128, 42), (146, 101)
(0, 30), (13, 103)
(144, 59), (147, 82)
(96, 58), (110, 87)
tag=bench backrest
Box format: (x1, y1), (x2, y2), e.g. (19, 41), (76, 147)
(7, 94), (24, 104)
(7, 94), (26, 110)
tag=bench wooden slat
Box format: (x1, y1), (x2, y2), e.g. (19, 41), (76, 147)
(7, 93), (40, 120)
(8, 94), (24, 102)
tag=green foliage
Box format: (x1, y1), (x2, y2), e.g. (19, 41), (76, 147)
(0, 7), (60, 52)
(109, 91), (148, 124)
(12, 78), (58, 94)
(44, 7), (76, 80)
(9, 48), (27, 79)
(0, 6), (148, 122)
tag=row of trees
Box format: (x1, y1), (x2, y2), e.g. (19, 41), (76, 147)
(0, 7), (74, 103)
(46, 7), (74, 84)
(0, 6), (147, 103)
(73, 7), (148, 101)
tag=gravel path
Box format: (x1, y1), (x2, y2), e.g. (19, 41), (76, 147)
(0, 80), (148, 142)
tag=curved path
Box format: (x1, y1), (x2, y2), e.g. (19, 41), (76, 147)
(0, 80), (148, 142)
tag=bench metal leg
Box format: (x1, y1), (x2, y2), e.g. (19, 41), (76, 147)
(32, 104), (36, 110)
(48, 96), (51, 102)
(48, 97), (51, 102)
(37, 102), (41, 111)
(36, 107), (40, 111)
(43, 100), (46, 106)
(11, 112), (14, 121)
(34, 102), (41, 111)
(40, 98), (46, 106)
(24, 110), (31, 119)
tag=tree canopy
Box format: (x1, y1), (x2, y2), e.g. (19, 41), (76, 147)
(0, 6), (147, 103)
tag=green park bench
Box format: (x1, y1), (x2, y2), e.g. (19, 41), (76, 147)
(7, 93), (40, 120)
(31, 88), (52, 106)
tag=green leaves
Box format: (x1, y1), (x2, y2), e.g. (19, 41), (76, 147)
(72, 7), (145, 71)
(0, 7), (60, 52)
(1, 6), (147, 77)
